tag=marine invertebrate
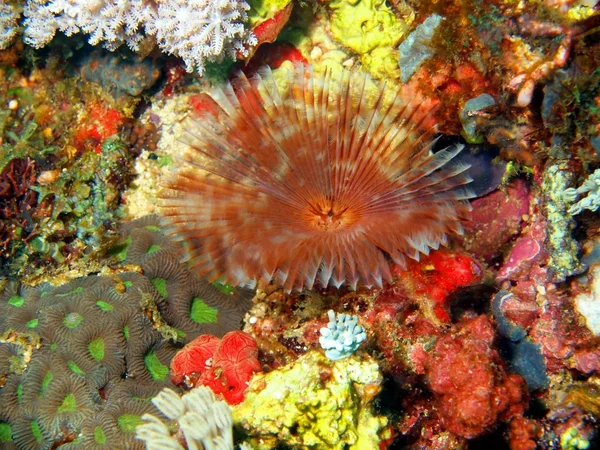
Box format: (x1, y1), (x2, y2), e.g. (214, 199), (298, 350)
(135, 386), (234, 450)
(117, 215), (252, 342)
(171, 331), (260, 405)
(319, 309), (367, 360)
(22, 0), (256, 74)
(37, 375), (95, 434)
(161, 65), (473, 292)
(232, 350), (389, 449)
(11, 410), (51, 450)
(564, 168), (600, 215)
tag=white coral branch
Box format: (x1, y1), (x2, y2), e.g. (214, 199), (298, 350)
(19, 0), (255, 73)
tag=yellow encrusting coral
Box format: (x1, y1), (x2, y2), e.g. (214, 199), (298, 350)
(233, 350), (390, 449)
(327, 0), (414, 80)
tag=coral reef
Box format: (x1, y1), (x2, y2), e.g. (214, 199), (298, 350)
(2, 0), (600, 448)
(232, 350), (390, 449)
(0, 217), (250, 448)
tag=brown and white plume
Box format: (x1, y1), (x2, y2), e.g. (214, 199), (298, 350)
(160, 65), (473, 292)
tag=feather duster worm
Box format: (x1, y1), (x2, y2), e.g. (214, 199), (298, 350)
(160, 66), (474, 292)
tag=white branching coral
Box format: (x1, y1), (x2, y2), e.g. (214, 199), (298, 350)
(563, 168), (600, 215)
(0, 1), (21, 50)
(20, 0), (255, 73)
(148, 0), (256, 73)
(136, 386), (234, 450)
(319, 310), (367, 361)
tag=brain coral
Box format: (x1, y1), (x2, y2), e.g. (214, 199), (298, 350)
(0, 217), (251, 449)
(160, 65), (474, 292)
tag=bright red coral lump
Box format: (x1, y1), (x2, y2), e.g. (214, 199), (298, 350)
(170, 331), (261, 405)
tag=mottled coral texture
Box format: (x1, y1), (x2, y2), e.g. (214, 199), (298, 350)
(426, 316), (528, 438)
(161, 65), (474, 292)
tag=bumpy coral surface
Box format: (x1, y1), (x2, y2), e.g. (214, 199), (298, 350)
(161, 64), (473, 292)
(425, 316), (529, 439)
(233, 350), (390, 449)
(170, 331), (261, 405)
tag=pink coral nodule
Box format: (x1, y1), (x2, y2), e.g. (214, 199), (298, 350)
(160, 65), (474, 292)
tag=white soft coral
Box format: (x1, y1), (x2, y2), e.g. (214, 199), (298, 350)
(149, 0), (256, 73)
(21, 0), (255, 73)
(0, 1), (23, 50)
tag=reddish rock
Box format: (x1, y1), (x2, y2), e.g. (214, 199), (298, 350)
(459, 179), (530, 262)
(426, 316), (529, 439)
(530, 291), (600, 374)
(508, 416), (541, 450)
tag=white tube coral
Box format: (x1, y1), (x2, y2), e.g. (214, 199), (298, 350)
(136, 387), (234, 450)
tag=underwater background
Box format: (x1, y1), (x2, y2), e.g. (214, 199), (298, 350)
(1, 0), (600, 449)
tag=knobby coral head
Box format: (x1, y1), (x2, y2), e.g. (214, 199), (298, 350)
(160, 65), (474, 292)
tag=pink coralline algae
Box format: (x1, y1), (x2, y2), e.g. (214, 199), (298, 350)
(530, 291), (600, 375)
(170, 331), (261, 405)
(425, 316), (529, 439)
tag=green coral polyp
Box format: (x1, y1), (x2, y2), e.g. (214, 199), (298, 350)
(30, 421), (43, 444)
(143, 350), (168, 381)
(94, 426), (107, 444)
(96, 301), (114, 311)
(146, 244), (161, 254)
(26, 318), (38, 328)
(117, 414), (144, 433)
(57, 287), (84, 297)
(41, 372), (53, 396)
(67, 360), (85, 376)
(8, 295), (24, 307)
(63, 312), (84, 329)
(0, 423), (12, 442)
(151, 277), (168, 298)
(144, 225), (161, 232)
(190, 298), (218, 324)
(57, 393), (78, 413)
(88, 338), (105, 362)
